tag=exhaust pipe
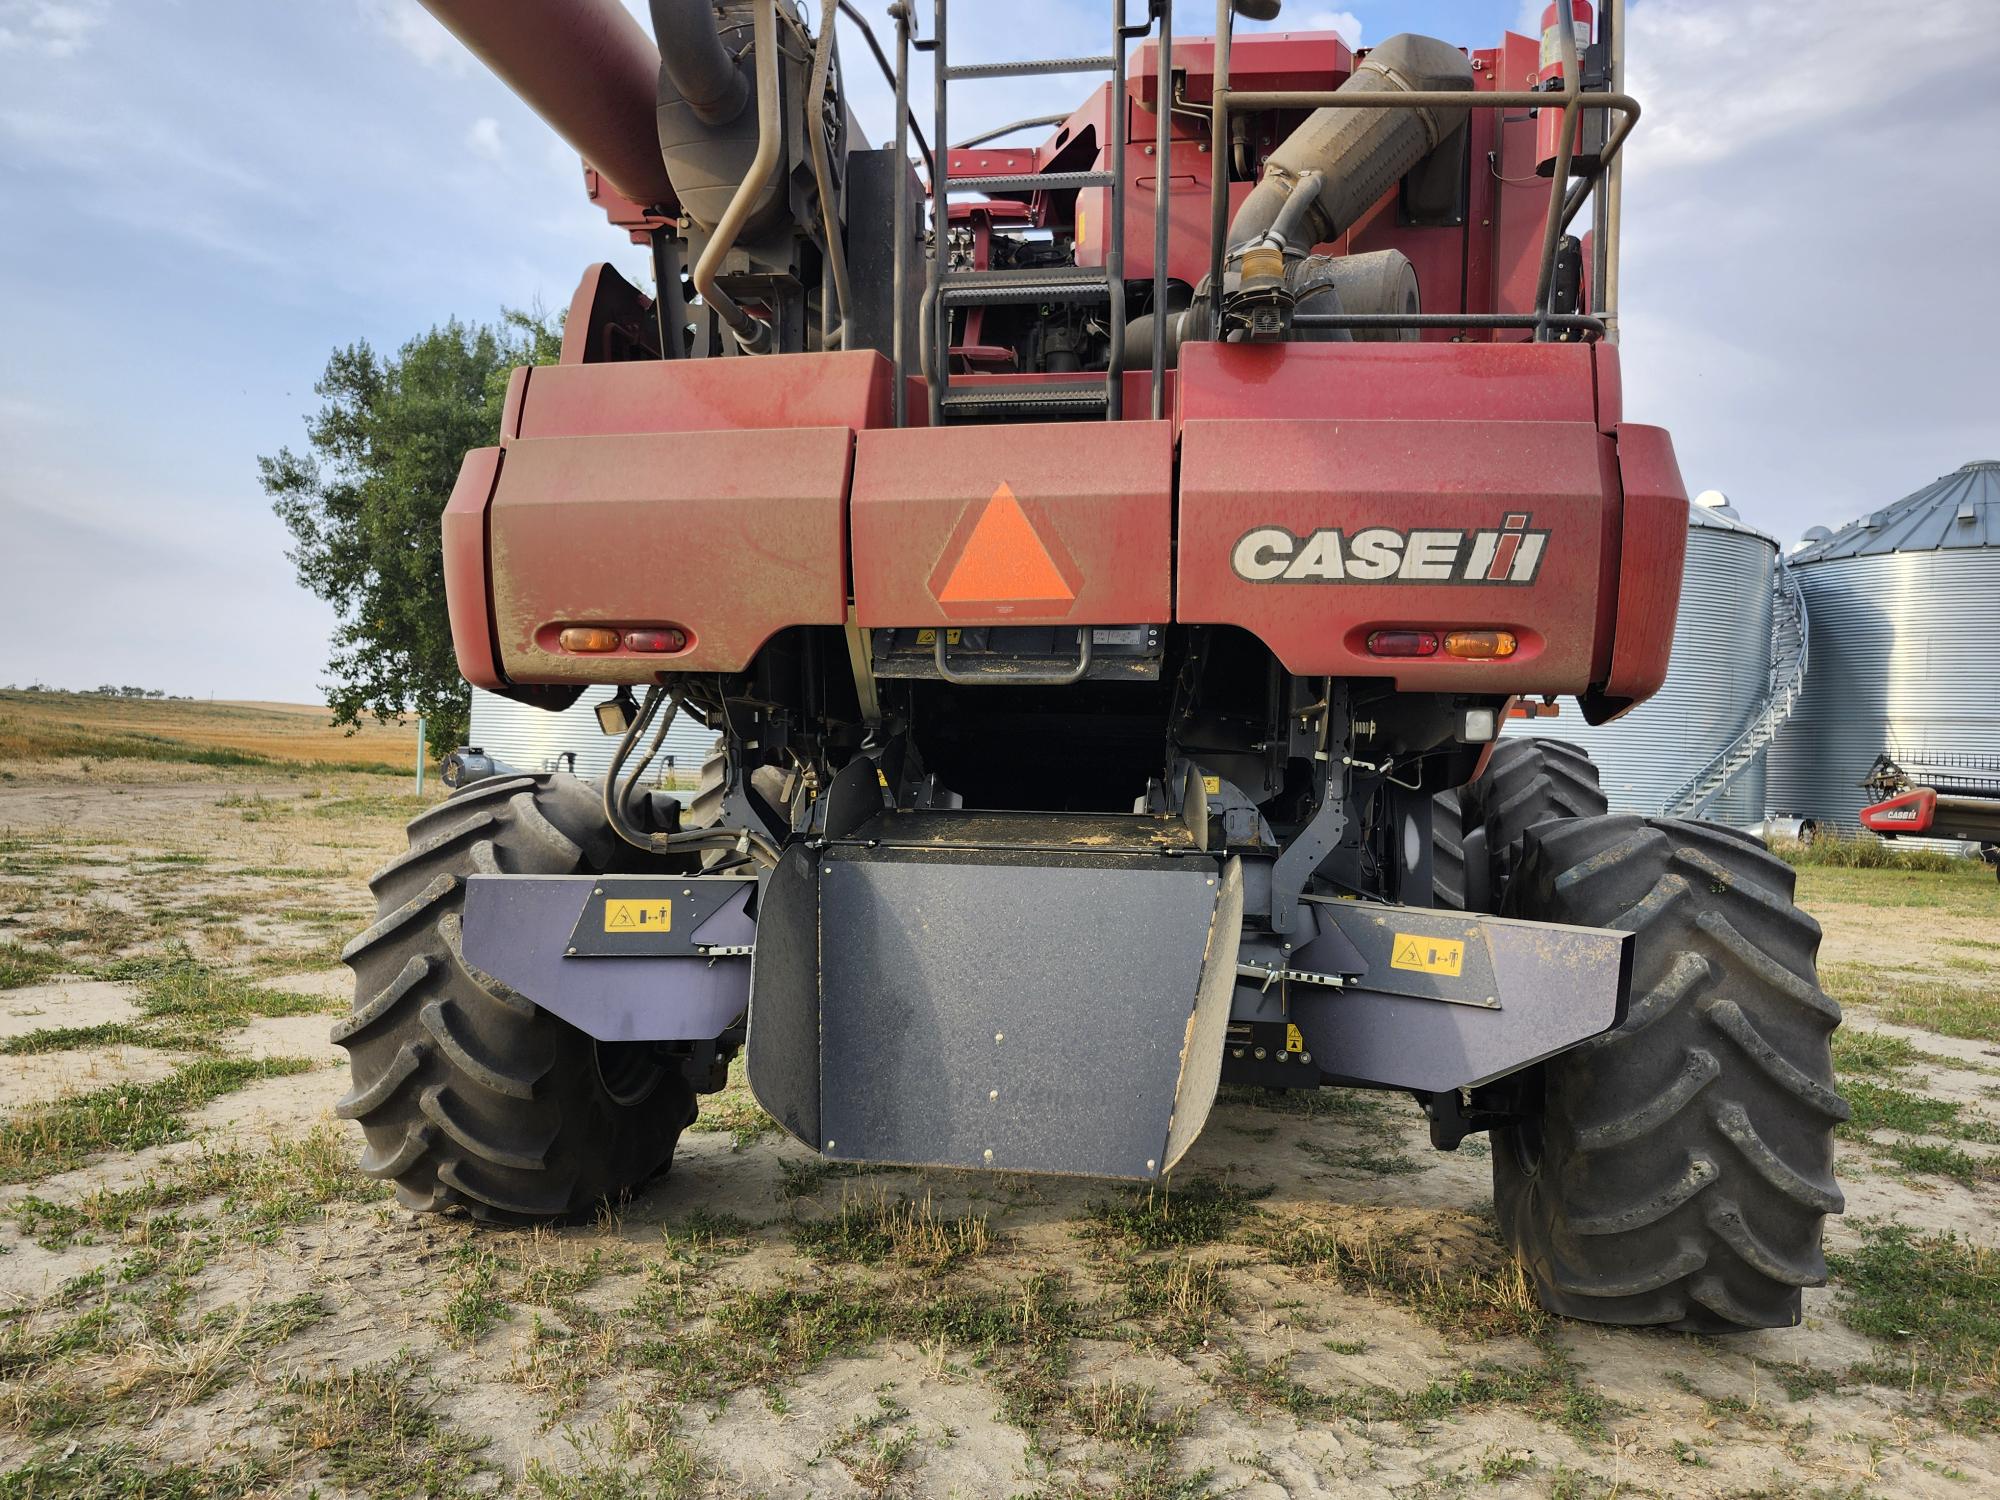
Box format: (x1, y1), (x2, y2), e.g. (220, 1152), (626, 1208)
(651, 0), (751, 125)
(1227, 33), (1473, 252)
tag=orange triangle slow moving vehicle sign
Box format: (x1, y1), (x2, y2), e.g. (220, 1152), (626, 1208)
(929, 483), (1079, 619)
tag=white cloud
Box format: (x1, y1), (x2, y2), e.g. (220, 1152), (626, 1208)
(1298, 10), (1364, 46)
(1628, 0), (2000, 170)
(358, 0), (467, 74)
(465, 116), (505, 162)
(0, 0), (104, 58)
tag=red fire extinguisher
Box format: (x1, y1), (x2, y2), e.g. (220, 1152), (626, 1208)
(1535, 0), (1596, 177)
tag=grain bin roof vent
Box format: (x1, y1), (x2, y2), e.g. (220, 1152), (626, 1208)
(1793, 459), (2000, 562)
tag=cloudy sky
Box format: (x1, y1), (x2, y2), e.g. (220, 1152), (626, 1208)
(1, 0), (1995, 702)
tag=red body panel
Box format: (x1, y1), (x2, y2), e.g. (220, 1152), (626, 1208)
(507, 351), (895, 440)
(1177, 417), (1613, 687)
(442, 447), (506, 692)
(1177, 341), (1599, 425)
(1596, 424), (1690, 712)
(488, 426), (851, 681)
(851, 422), (1173, 627)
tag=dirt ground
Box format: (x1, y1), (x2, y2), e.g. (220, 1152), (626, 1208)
(0, 762), (1996, 1498)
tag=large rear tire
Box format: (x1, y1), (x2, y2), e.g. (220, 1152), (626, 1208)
(335, 773), (694, 1222)
(1493, 814), (1848, 1331)
(1432, 737), (1606, 910)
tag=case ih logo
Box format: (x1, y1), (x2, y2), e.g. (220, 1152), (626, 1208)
(1231, 513), (1550, 585)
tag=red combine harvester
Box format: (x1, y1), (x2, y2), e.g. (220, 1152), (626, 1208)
(339, 0), (1848, 1331)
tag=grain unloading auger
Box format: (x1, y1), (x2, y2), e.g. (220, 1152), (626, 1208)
(336, 0), (1849, 1332)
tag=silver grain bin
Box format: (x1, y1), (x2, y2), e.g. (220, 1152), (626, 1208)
(1768, 460), (2000, 835)
(1514, 491), (1779, 824)
(468, 686), (714, 788)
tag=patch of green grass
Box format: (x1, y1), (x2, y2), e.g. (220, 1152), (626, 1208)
(0, 1055), (316, 1184)
(791, 1189), (994, 1274)
(524, 1447), (701, 1500)
(0, 1020), (151, 1055)
(1832, 1028), (1925, 1077)
(1214, 1347), (1332, 1420)
(1778, 832), (1974, 873)
(1882, 1141), (1993, 1185)
(273, 1354), (490, 1498)
(1825, 956), (2000, 1045)
(1378, 1347), (1611, 1442)
(1260, 1211), (1547, 1343)
(439, 1246), (514, 1345)
(0, 941), (65, 989)
(777, 1156), (882, 1199)
(1830, 1221), (2000, 1395)
(1298, 1138), (1428, 1176)
(1087, 1176), (1272, 1250)
(310, 793), (433, 821)
(634, 1269), (1090, 1424)
(1112, 1253), (1235, 1351)
(1214, 1083), (1391, 1120)
(0, 1442), (273, 1498)
(11, 1127), (386, 1250)
(1064, 1379), (1193, 1451)
(1840, 1079), (2000, 1145)
(684, 1061), (781, 1150)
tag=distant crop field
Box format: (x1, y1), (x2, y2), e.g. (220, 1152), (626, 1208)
(0, 691), (424, 774)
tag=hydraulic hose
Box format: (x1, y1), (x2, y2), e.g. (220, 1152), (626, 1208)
(691, 0), (780, 352)
(808, 0), (854, 347)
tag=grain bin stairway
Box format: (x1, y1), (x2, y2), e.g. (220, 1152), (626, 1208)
(1662, 557), (1810, 819)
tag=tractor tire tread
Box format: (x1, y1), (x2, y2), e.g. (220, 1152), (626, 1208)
(335, 771), (691, 1224)
(1493, 813), (1845, 1332)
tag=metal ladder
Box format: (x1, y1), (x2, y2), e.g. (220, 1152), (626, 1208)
(920, 1), (1145, 425)
(1662, 557), (1810, 819)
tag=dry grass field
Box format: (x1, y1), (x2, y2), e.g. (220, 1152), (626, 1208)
(0, 705), (1995, 1498)
(0, 691), (426, 776)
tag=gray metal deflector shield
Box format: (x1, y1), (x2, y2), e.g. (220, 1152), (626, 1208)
(747, 840), (1243, 1181)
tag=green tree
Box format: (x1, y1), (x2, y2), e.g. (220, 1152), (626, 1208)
(261, 310), (560, 760)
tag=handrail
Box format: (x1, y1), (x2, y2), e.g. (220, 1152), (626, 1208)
(1205, 0), (1640, 341)
(1662, 558), (1810, 818)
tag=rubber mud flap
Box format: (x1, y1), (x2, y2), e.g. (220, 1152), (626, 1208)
(746, 841), (1242, 1181)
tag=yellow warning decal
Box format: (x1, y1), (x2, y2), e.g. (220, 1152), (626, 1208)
(1202, 775), (1222, 795)
(913, 628), (963, 645)
(1285, 1022), (1305, 1053)
(1391, 933), (1464, 977)
(604, 899), (672, 933)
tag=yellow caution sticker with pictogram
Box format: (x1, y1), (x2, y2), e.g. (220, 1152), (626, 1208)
(914, 628), (963, 645)
(604, 899), (672, 933)
(1285, 1022), (1305, 1054)
(1202, 776), (1222, 795)
(1390, 933), (1464, 977)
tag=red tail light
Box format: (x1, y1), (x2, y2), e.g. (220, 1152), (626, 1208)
(1366, 631), (1441, 657)
(622, 628), (688, 653)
